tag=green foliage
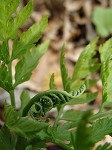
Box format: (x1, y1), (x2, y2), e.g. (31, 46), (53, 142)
(93, 7), (112, 37)
(0, 0), (49, 93)
(61, 109), (86, 122)
(84, 79), (98, 89)
(96, 143), (112, 150)
(0, 126), (17, 150)
(0, 0), (33, 40)
(0, 62), (12, 91)
(0, 41), (10, 64)
(49, 73), (56, 90)
(12, 15), (48, 60)
(53, 122), (74, 141)
(100, 38), (112, 104)
(12, 0), (33, 37)
(4, 103), (48, 138)
(89, 117), (112, 143)
(22, 86), (86, 117)
(1, 0), (112, 149)
(60, 43), (71, 92)
(19, 91), (31, 116)
(72, 37), (100, 81)
(72, 110), (94, 150)
(66, 92), (98, 105)
(14, 40), (49, 86)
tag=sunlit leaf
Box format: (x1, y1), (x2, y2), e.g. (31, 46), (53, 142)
(14, 40), (49, 86)
(12, 15), (48, 60)
(49, 73), (56, 90)
(60, 43), (71, 92)
(100, 38), (112, 103)
(0, 0), (19, 40)
(72, 38), (100, 81)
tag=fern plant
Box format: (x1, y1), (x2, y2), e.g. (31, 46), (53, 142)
(1, 0), (112, 150)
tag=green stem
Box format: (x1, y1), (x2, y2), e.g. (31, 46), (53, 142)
(9, 90), (15, 107)
(5, 40), (16, 108)
(53, 104), (65, 127)
(8, 59), (16, 107)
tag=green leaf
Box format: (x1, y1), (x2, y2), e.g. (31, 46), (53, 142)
(12, 15), (48, 60)
(0, 42), (10, 63)
(53, 123), (74, 141)
(0, 42), (12, 91)
(72, 38), (100, 81)
(93, 7), (112, 37)
(0, 62), (12, 91)
(96, 143), (112, 150)
(19, 90), (31, 116)
(0, 0), (19, 40)
(0, 0), (33, 40)
(0, 0), (19, 22)
(89, 117), (112, 143)
(70, 80), (84, 92)
(71, 79), (98, 92)
(100, 38), (112, 103)
(25, 146), (32, 150)
(0, 126), (17, 150)
(15, 137), (28, 150)
(10, 117), (48, 138)
(61, 110), (84, 122)
(60, 43), (71, 92)
(102, 101), (112, 108)
(10, 0), (33, 38)
(9, 0), (33, 39)
(14, 40), (49, 86)
(49, 73), (56, 90)
(73, 110), (94, 150)
(28, 136), (47, 149)
(4, 102), (18, 126)
(4, 103), (48, 138)
(66, 92), (98, 105)
(84, 79), (98, 89)
(90, 110), (112, 121)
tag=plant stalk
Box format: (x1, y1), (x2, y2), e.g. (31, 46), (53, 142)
(5, 40), (16, 108)
(53, 104), (65, 127)
(9, 90), (16, 107)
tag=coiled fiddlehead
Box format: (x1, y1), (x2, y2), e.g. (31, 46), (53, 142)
(22, 84), (86, 117)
